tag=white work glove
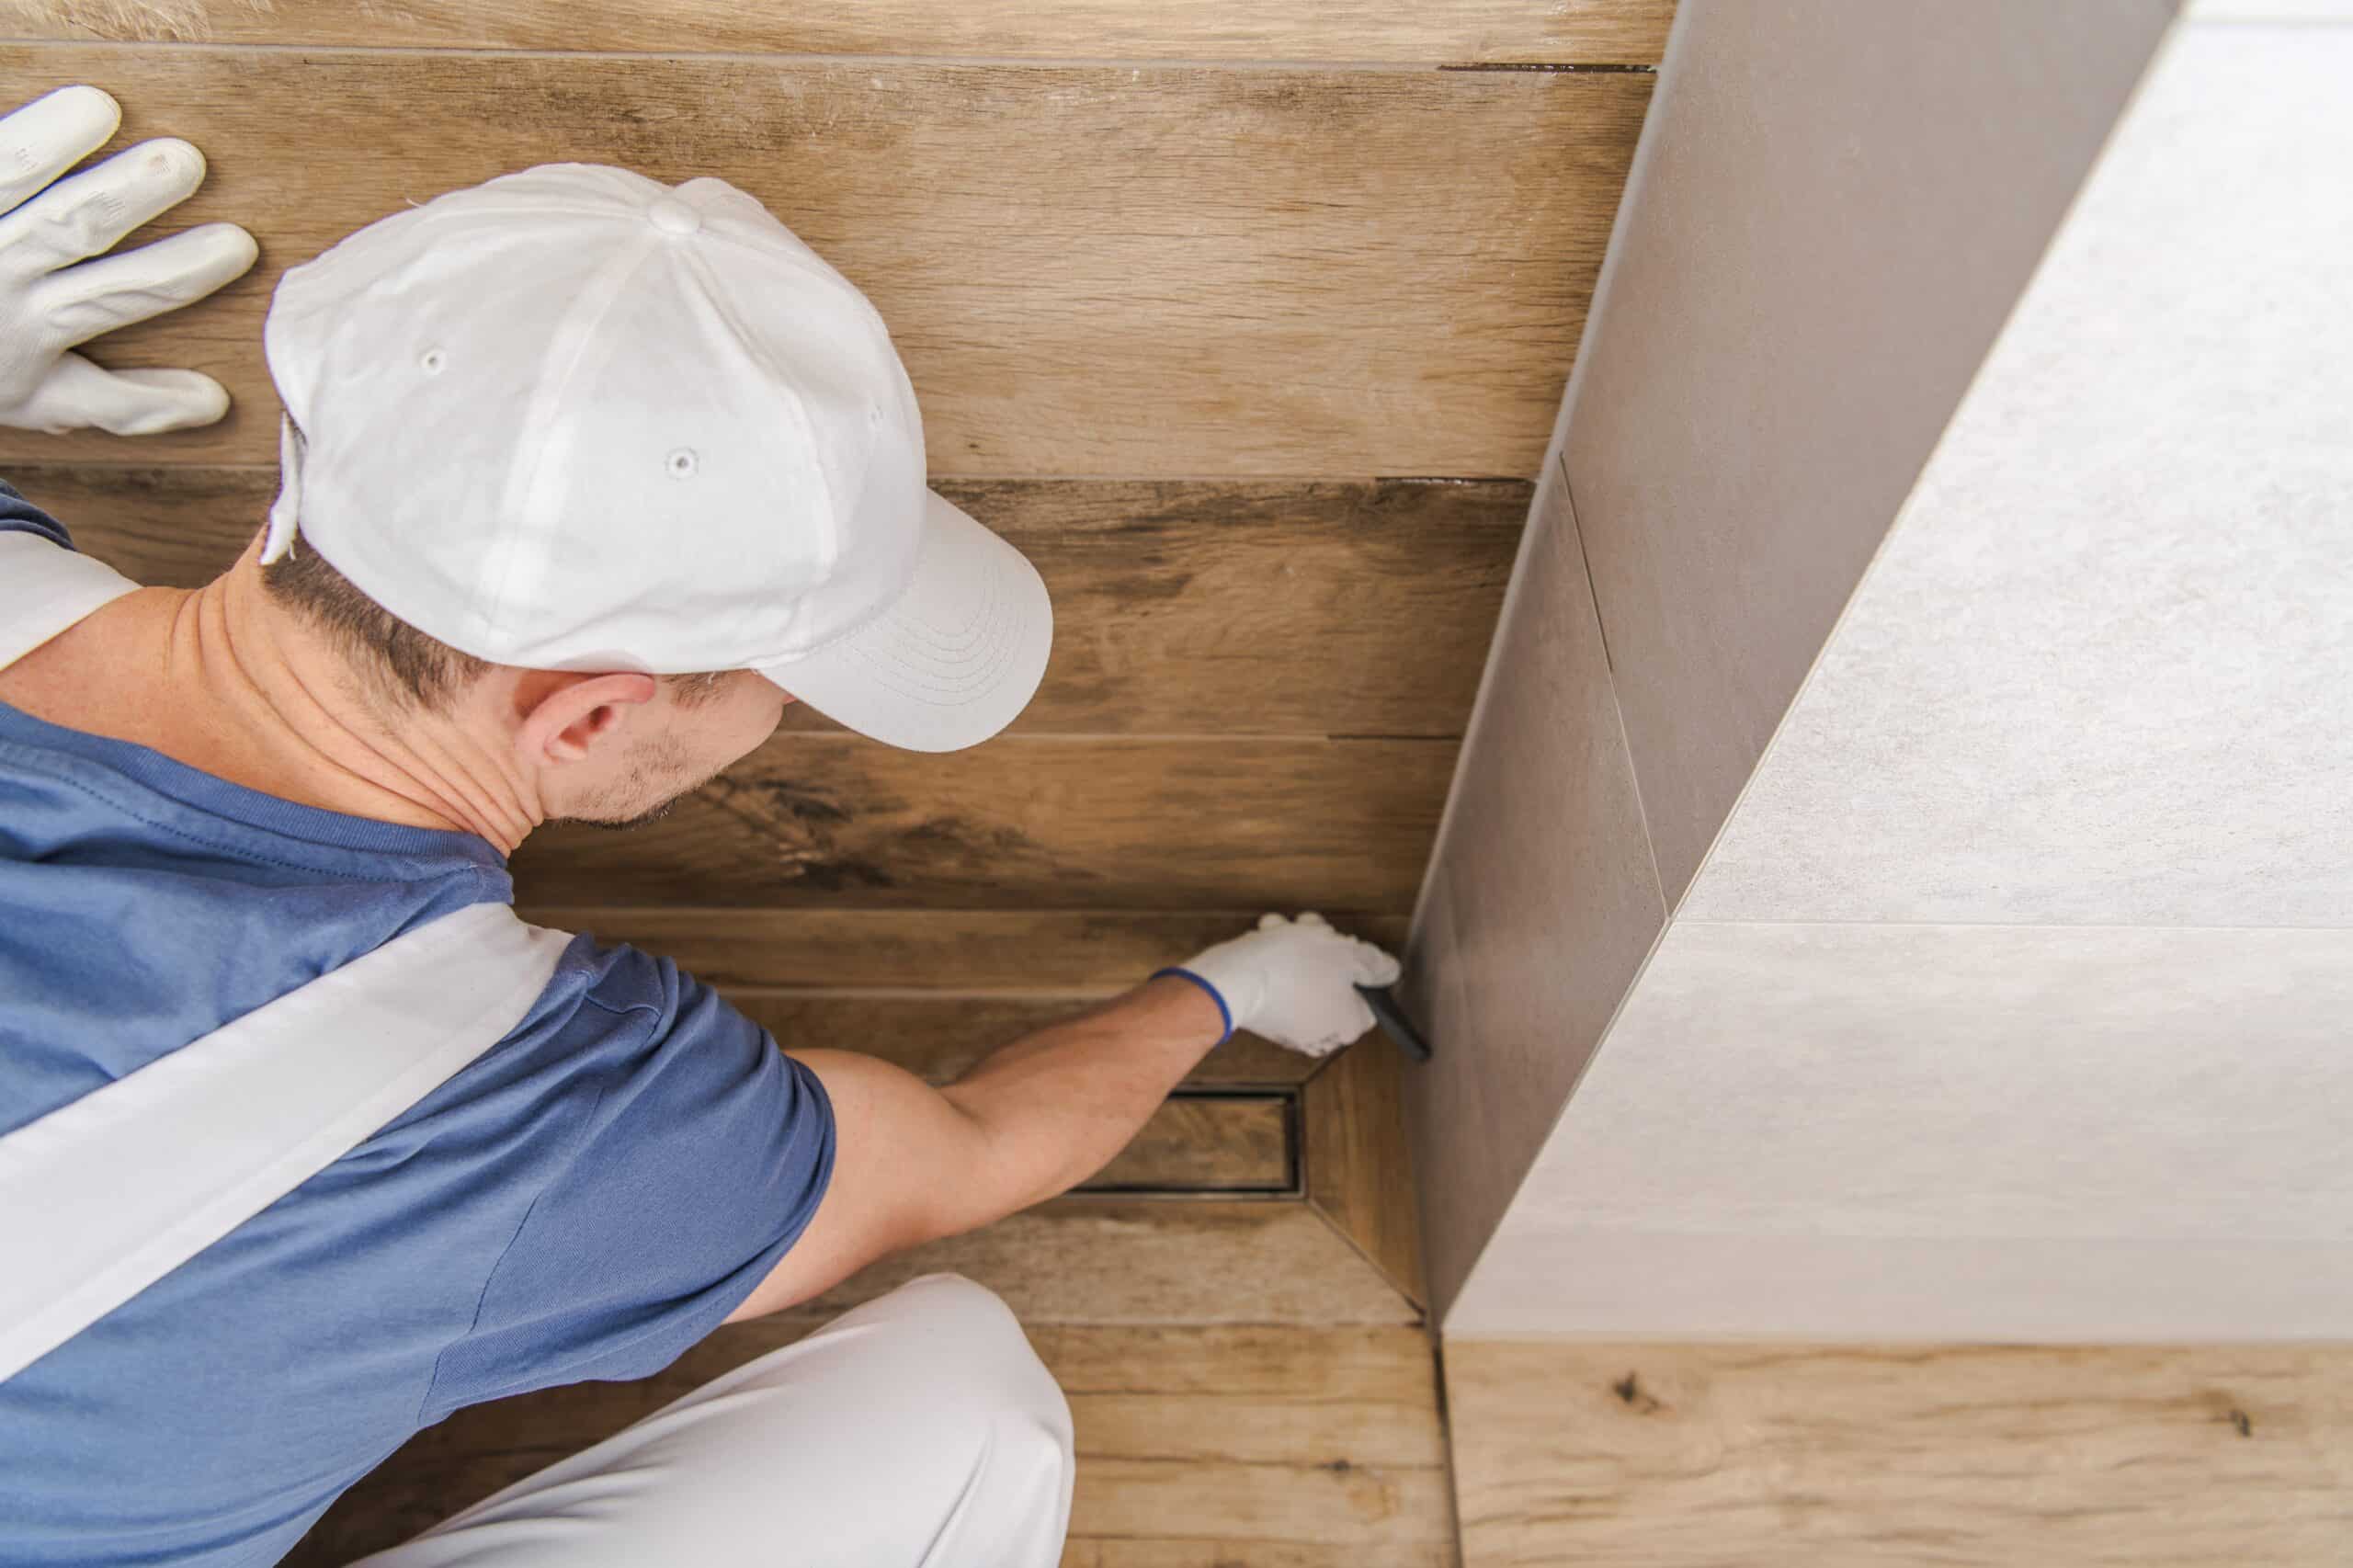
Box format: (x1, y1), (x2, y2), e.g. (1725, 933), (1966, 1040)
(0, 85), (258, 436)
(1162, 912), (1403, 1058)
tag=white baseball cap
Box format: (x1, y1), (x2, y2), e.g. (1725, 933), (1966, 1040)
(258, 163), (1051, 753)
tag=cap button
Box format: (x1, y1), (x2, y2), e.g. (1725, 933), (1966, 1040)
(647, 198), (701, 236)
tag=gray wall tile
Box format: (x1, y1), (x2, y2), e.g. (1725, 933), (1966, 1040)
(1405, 461), (1665, 1317)
(1685, 22), (2353, 926)
(1564, 0), (2176, 905)
(1449, 919), (2353, 1338)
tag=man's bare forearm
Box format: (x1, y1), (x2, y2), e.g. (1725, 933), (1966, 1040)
(937, 975), (1225, 1215)
(744, 918), (1395, 1320)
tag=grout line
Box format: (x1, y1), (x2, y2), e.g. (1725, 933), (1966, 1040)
(1438, 62), (1658, 73)
(1560, 455), (1665, 922)
(1429, 1336), (1470, 1565)
(1321, 733), (1465, 744)
(1, 37), (1656, 73)
(1393, 480), (1554, 959)
(1561, 464), (1615, 676)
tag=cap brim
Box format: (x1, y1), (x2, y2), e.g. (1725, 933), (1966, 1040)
(754, 489), (1051, 753)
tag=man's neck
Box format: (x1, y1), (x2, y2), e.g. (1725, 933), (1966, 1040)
(7, 564), (543, 855)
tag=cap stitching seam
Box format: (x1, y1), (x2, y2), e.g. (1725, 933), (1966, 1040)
(470, 233), (667, 644)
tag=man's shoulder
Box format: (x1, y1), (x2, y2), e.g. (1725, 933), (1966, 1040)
(371, 928), (786, 1197)
(500, 928), (768, 1081)
(530, 927), (692, 1027)
(401, 928), (829, 1408)
(0, 476), (74, 550)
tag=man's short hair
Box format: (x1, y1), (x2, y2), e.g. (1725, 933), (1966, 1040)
(261, 542), (729, 711)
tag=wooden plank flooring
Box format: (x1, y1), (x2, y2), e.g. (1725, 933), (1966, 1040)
(1446, 1339), (2353, 1568)
(13, 467), (1527, 738)
(515, 908), (1412, 991)
(287, 1324), (1452, 1566)
(0, 48), (1648, 478)
(510, 736), (1457, 910)
(1304, 1037), (1427, 1305)
(1067, 1458), (1452, 1556)
(7, 0), (1674, 65)
(806, 1199), (1421, 1325)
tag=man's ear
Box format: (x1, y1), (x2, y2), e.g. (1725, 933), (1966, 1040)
(513, 671), (662, 767)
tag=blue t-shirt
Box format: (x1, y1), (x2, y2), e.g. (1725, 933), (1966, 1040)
(0, 484), (835, 1567)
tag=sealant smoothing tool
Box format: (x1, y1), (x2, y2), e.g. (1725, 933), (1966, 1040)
(1355, 983), (1434, 1063)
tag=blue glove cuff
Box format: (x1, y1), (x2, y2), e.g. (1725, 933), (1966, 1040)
(1150, 966), (1233, 1045)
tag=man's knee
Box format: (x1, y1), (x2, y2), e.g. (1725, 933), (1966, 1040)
(790, 1273), (1074, 1552)
(732, 1273), (1071, 1468)
(374, 1277), (1074, 1565)
(892, 1270), (1028, 1325)
(881, 1274), (1072, 1458)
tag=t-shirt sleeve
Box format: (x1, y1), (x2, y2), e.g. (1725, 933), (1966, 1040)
(420, 943), (835, 1417)
(0, 478), (75, 549)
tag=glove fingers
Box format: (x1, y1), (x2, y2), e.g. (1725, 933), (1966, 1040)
(0, 135), (208, 278)
(1255, 913), (1285, 932)
(39, 222), (258, 346)
(0, 86), (120, 216)
(17, 354), (232, 436)
(1336, 927), (1402, 988)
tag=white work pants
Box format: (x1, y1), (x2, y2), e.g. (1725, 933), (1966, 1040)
(353, 1275), (1074, 1567)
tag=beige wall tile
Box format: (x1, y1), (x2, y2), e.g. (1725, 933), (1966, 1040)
(1406, 462), (1665, 1320)
(1449, 920), (2353, 1338)
(1563, 0), (2176, 905)
(1686, 23), (2353, 926)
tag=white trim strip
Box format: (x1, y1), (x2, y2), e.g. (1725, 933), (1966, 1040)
(0, 903), (571, 1383)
